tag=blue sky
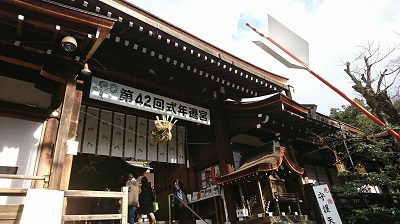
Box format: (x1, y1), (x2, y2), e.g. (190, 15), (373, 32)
(129, 0), (400, 115)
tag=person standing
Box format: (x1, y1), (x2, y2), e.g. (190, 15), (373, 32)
(173, 179), (187, 223)
(125, 173), (140, 224)
(137, 176), (156, 224)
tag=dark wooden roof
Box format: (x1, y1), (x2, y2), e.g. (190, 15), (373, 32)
(0, 0), (363, 143)
(0, 0), (115, 75)
(0, 0), (291, 113)
(216, 146), (304, 184)
(223, 94), (364, 141)
(0, 0), (116, 119)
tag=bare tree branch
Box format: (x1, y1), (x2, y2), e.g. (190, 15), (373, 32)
(377, 69), (387, 92)
(342, 42), (400, 127)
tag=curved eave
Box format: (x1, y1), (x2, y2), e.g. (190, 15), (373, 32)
(222, 94), (366, 141)
(216, 147), (304, 185)
(223, 94), (309, 116)
(280, 147), (304, 175)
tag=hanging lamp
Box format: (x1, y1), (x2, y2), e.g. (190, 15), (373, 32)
(356, 163), (368, 176)
(333, 150), (348, 173)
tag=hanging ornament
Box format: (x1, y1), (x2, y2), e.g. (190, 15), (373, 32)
(333, 150), (348, 173)
(151, 114), (177, 143)
(334, 159), (348, 173)
(356, 163), (368, 176)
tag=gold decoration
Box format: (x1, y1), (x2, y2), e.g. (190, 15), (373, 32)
(334, 159), (348, 173)
(333, 150), (348, 173)
(151, 114), (177, 143)
(356, 163), (368, 176)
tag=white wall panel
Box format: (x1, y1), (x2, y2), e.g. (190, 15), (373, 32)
(124, 115), (137, 158)
(111, 113), (125, 157)
(147, 121), (158, 161)
(177, 126), (185, 164)
(136, 117), (148, 160)
(168, 126), (177, 163)
(157, 140), (167, 163)
(0, 117), (43, 204)
(77, 106), (185, 163)
(97, 110), (112, 156)
(82, 107), (99, 154)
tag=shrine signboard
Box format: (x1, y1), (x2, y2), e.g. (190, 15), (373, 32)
(89, 76), (210, 125)
(313, 184), (342, 224)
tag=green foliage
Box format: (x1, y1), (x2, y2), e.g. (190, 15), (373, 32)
(329, 43), (400, 223)
(329, 98), (380, 133)
(332, 177), (368, 196)
(336, 135), (400, 188)
(330, 134), (400, 223)
(345, 135), (391, 158)
(346, 205), (400, 224)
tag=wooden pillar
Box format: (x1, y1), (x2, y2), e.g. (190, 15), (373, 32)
(257, 179), (266, 216)
(297, 198), (302, 215)
(275, 198), (281, 215)
(238, 184), (245, 209)
(48, 78), (79, 190)
(34, 117), (59, 188)
(210, 101), (236, 223)
(60, 84), (82, 190)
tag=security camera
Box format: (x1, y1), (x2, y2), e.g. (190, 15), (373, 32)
(61, 36), (77, 52)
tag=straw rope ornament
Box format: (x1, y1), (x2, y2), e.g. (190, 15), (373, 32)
(151, 114), (177, 143)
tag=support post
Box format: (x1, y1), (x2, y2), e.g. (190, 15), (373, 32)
(34, 117), (59, 188)
(238, 184), (245, 209)
(275, 198), (281, 215)
(257, 179), (266, 217)
(48, 79), (78, 190)
(60, 83), (83, 190)
(121, 186), (128, 224)
(211, 101), (236, 223)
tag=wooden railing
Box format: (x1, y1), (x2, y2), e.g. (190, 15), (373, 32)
(0, 174), (128, 224)
(63, 188), (128, 224)
(0, 174), (49, 222)
(0, 174), (48, 181)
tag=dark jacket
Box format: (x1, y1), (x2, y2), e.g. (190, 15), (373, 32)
(173, 180), (187, 204)
(138, 182), (154, 214)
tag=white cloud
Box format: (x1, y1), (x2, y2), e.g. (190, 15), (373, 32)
(130, 0), (400, 115)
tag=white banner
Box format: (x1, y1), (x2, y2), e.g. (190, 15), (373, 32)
(313, 184), (342, 224)
(77, 105), (186, 164)
(90, 76), (210, 125)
